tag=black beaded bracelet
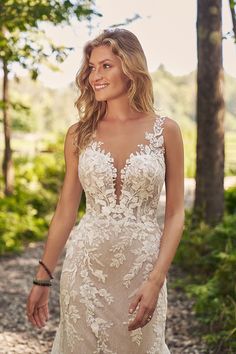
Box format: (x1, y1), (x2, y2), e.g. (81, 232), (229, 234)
(33, 278), (52, 287)
(39, 260), (54, 279)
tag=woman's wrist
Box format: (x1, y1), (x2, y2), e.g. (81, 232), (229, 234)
(35, 259), (54, 281)
(36, 265), (52, 279)
(36, 268), (51, 280)
(148, 270), (166, 288)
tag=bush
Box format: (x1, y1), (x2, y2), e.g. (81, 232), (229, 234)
(0, 133), (86, 254)
(174, 207), (236, 352)
(225, 185), (236, 215)
(0, 136), (65, 254)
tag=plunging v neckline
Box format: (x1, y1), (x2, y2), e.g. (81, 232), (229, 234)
(90, 115), (162, 206)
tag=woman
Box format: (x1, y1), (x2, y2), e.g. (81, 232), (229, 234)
(27, 28), (185, 353)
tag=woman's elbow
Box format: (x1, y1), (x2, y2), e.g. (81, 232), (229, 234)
(165, 207), (185, 225)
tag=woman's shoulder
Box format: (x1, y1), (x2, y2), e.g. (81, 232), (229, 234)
(161, 116), (182, 136)
(160, 116), (183, 151)
(161, 115), (179, 129)
(67, 122), (79, 135)
(64, 122), (79, 142)
(63, 122), (80, 155)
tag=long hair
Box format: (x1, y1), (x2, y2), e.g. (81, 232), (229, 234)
(73, 28), (156, 156)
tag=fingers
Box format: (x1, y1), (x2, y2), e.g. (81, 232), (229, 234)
(128, 309), (153, 331)
(140, 312), (153, 328)
(36, 307), (47, 327)
(27, 294), (49, 329)
(128, 293), (142, 315)
(41, 304), (49, 322)
(128, 303), (147, 331)
(27, 300), (38, 327)
(33, 308), (42, 328)
(28, 305), (48, 328)
(27, 308), (37, 327)
(128, 295), (154, 331)
(26, 286), (50, 329)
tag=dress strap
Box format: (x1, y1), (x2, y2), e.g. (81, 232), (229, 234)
(154, 115), (166, 136)
(145, 115), (166, 155)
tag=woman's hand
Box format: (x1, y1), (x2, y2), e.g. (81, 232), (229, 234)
(26, 285), (50, 329)
(128, 278), (163, 331)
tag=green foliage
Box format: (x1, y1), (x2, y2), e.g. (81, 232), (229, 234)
(11, 99), (34, 131)
(0, 133), (86, 254)
(0, 0), (97, 65)
(0, 179), (49, 254)
(225, 185), (236, 215)
(0, 135), (65, 254)
(174, 192), (236, 352)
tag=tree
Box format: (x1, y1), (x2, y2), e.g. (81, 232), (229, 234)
(228, 0), (236, 41)
(0, 0), (99, 195)
(194, 0), (225, 225)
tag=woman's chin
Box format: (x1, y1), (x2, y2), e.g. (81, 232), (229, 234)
(95, 97), (107, 102)
(94, 93), (110, 102)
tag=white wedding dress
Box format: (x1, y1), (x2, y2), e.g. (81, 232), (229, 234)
(51, 115), (170, 354)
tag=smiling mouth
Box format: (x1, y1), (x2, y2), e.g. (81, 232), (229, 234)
(94, 84), (109, 91)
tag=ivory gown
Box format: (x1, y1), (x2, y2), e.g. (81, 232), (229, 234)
(51, 115), (170, 354)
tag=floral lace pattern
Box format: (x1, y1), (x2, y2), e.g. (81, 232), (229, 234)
(51, 115), (170, 354)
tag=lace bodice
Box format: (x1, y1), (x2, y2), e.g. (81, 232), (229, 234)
(78, 115), (166, 223)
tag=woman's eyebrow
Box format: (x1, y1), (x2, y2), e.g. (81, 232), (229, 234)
(89, 59), (113, 65)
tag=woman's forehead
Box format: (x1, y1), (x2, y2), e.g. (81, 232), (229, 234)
(89, 46), (119, 63)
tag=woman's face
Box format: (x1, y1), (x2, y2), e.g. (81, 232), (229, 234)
(88, 45), (130, 102)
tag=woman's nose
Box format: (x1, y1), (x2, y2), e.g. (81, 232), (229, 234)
(92, 68), (103, 81)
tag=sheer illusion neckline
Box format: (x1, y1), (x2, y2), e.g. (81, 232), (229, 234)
(89, 114), (164, 206)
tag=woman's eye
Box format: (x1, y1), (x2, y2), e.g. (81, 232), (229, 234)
(88, 63), (111, 72)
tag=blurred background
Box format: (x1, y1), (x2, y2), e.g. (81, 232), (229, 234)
(0, 1), (235, 353)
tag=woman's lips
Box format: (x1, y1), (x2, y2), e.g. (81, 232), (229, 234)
(94, 83), (109, 91)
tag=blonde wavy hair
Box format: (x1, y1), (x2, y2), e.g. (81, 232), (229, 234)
(73, 28), (156, 156)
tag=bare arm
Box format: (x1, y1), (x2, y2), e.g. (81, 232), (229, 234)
(148, 117), (185, 286)
(127, 117), (185, 331)
(36, 123), (83, 279)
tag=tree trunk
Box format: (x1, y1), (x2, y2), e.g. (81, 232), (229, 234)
(229, 0), (236, 41)
(2, 58), (14, 196)
(194, 0), (225, 226)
